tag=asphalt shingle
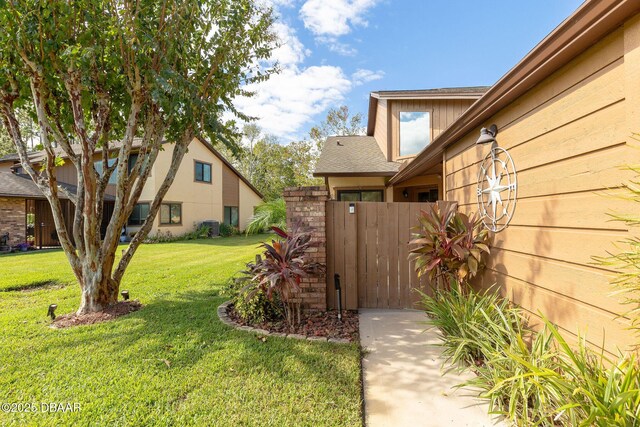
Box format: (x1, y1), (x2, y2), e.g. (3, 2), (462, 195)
(314, 136), (401, 176)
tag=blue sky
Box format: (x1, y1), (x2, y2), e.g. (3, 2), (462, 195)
(234, 0), (584, 142)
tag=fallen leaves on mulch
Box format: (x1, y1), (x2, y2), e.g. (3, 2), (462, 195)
(228, 306), (359, 342)
(51, 300), (142, 328)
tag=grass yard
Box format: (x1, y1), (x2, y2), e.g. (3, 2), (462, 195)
(0, 235), (362, 426)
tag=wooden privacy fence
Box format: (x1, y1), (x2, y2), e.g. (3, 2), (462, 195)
(326, 201), (455, 310)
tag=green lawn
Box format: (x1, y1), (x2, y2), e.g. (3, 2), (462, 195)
(0, 235), (362, 426)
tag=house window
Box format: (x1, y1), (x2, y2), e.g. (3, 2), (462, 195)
(128, 153), (150, 176)
(337, 190), (384, 202)
(195, 161), (212, 183)
(399, 111), (430, 157)
(128, 153), (138, 174)
(128, 203), (150, 226)
(94, 158), (118, 184)
(224, 206), (239, 227)
(160, 203), (182, 225)
(417, 188), (439, 202)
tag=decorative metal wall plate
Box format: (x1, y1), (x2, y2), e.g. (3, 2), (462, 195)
(476, 146), (517, 232)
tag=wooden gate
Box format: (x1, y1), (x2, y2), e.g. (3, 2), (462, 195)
(326, 201), (453, 310)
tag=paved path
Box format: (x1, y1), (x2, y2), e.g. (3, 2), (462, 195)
(359, 309), (505, 427)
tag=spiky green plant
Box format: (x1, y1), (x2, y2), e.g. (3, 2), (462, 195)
(593, 143), (640, 335)
(246, 198), (287, 235)
(409, 203), (490, 291)
(418, 281), (524, 368)
(544, 318), (640, 426)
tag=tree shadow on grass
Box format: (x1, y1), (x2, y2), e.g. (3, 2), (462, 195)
(44, 288), (358, 389)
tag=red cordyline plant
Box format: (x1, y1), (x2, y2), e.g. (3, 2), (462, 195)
(249, 225), (325, 327)
(409, 203), (490, 292)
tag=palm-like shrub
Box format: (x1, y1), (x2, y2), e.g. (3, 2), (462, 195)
(409, 203), (490, 290)
(246, 198), (286, 235)
(594, 160), (640, 335)
(418, 281), (525, 367)
(248, 226), (324, 326)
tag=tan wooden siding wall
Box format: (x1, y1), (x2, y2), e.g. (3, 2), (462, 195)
(389, 99), (475, 161)
(442, 23), (640, 354)
(222, 163), (239, 207)
(373, 99), (389, 159)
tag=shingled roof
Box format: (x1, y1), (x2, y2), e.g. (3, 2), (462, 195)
(0, 172), (114, 201)
(371, 86), (490, 99)
(314, 136), (401, 176)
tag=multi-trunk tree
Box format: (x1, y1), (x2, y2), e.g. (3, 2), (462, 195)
(0, 0), (275, 314)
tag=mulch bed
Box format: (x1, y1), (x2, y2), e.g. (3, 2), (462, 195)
(228, 305), (359, 342)
(51, 300), (142, 328)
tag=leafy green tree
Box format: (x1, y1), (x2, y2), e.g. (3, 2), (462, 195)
(0, 0), (276, 314)
(309, 105), (365, 151)
(0, 109), (36, 157)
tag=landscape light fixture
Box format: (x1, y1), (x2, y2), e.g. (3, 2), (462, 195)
(121, 290), (130, 301)
(47, 304), (57, 320)
(476, 124), (498, 145)
(334, 273), (343, 322)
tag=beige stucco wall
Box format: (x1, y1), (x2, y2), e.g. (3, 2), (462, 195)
(326, 176), (388, 200)
(239, 180), (262, 231)
(129, 137), (261, 236)
(442, 19), (640, 354)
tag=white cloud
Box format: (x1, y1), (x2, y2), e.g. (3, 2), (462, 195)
(399, 112), (430, 156)
(270, 21), (311, 67)
(299, 0), (379, 37)
(318, 36), (358, 56)
(231, 2), (382, 140)
(235, 66), (352, 140)
(352, 68), (384, 86)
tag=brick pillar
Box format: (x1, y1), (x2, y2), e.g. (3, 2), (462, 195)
(0, 197), (26, 246)
(283, 186), (329, 311)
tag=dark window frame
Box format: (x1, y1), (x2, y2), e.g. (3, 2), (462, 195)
(128, 202), (150, 226)
(417, 188), (439, 203)
(336, 189), (384, 202)
(194, 160), (212, 184)
(224, 206), (239, 227)
(160, 203), (182, 225)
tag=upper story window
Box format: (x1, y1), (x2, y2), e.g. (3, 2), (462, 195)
(94, 158), (118, 184)
(399, 111), (430, 157)
(195, 161), (212, 183)
(95, 153), (141, 184)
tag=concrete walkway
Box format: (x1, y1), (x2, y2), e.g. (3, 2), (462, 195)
(359, 309), (505, 427)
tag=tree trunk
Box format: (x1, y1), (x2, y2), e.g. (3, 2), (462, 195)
(77, 265), (119, 315)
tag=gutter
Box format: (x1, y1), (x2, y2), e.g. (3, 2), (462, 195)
(388, 0), (640, 186)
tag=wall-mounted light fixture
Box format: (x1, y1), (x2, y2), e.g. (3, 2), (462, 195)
(476, 124), (498, 145)
(348, 203), (355, 214)
(402, 189), (409, 199)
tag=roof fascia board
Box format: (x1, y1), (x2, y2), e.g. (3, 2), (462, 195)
(313, 171), (397, 177)
(389, 0), (640, 185)
(372, 93), (485, 100)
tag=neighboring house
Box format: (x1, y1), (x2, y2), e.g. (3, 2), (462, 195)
(314, 87), (488, 201)
(315, 0), (640, 354)
(0, 136), (262, 246)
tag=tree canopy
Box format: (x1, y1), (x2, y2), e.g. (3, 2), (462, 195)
(0, 0), (276, 313)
